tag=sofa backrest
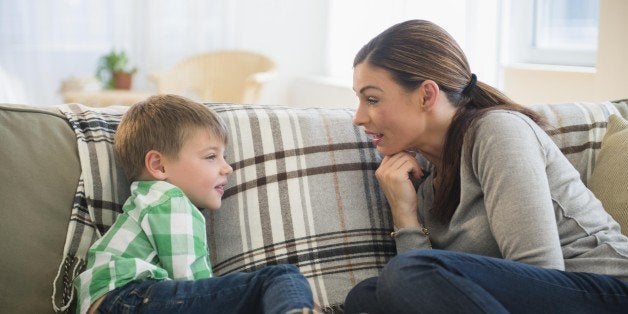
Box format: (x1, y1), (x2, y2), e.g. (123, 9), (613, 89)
(2, 100), (626, 313)
(528, 100), (628, 186)
(57, 100), (628, 311)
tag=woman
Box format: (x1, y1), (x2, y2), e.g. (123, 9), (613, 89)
(345, 19), (628, 313)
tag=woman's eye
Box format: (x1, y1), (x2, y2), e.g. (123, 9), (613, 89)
(366, 96), (378, 104)
(205, 154), (216, 160)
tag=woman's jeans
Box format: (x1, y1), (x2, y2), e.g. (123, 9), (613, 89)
(98, 264), (313, 314)
(345, 249), (628, 314)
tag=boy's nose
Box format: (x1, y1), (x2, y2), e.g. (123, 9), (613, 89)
(223, 162), (234, 175)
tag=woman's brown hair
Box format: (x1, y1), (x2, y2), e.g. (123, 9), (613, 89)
(354, 20), (545, 224)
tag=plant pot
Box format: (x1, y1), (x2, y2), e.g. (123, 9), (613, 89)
(113, 72), (133, 90)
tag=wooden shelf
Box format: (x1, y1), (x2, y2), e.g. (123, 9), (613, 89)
(63, 90), (152, 107)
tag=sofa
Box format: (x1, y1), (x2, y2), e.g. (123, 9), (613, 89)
(1, 99), (627, 313)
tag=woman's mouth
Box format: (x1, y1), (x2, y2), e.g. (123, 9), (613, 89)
(365, 130), (384, 145)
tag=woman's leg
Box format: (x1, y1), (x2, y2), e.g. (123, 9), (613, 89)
(344, 277), (386, 314)
(375, 249), (628, 314)
(98, 264), (313, 314)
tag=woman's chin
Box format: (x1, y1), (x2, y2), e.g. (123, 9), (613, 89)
(376, 146), (402, 156)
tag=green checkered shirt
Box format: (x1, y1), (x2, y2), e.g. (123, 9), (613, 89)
(73, 180), (212, 313)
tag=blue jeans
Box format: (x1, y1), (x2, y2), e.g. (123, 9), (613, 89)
(98, 264), (313, 314)
(344, 249), (628, 314)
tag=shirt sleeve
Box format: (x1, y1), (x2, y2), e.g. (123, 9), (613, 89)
(394, 169), (435, 254)
(142, 194), (212, 280)
(470, 112), (564, 270)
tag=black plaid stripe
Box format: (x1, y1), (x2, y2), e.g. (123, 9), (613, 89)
(212, 229), (395, 275)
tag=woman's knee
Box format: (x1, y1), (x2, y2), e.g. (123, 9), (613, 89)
(382, 249), (443, 277)
(344, 277), (380, 313)
(378, 250), (453, 295)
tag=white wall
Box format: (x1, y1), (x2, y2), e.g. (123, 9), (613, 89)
(224, 0), (329, 106)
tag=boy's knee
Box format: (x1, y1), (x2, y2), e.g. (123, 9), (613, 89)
(264, 263), (301, 277)
(279, 263), (300, 274)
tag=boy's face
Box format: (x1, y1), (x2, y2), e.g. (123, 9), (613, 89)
(162, 128), (232, 210)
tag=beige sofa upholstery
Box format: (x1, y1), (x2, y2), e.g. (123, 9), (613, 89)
(1, 100), (626, 313)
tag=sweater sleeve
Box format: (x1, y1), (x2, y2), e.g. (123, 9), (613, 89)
(394, 172), (434, 254)
(469, 111), (564, 269)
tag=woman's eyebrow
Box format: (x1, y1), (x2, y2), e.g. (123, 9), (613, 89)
(357, 85), (384, 94)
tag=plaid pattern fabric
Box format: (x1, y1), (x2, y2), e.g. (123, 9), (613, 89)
(204, 104), (393, 311)
(528, 100), (628, 186)
(54, 100), (628, 313)
(74, 180), (212, 314)
(55, 103), (393, 312)
(53, 104), (129, 312)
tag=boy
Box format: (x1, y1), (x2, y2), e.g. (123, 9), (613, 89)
(73, 94), (315, 313)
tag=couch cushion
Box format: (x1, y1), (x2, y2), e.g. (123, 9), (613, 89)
(588, 114), (628, 235)
(0, 104), (80, 313)
(58, 103), (392, 312)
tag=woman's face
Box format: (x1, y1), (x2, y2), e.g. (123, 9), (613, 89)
(353, 62), (427, 156)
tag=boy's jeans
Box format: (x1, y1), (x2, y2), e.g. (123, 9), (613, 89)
(345, 249), (628, 314)
(98, 264), (313, 314)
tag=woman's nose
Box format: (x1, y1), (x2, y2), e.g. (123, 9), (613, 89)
(353, 104), (366, 126)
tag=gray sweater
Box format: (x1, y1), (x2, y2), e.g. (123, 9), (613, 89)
(395, 110), (628, 281)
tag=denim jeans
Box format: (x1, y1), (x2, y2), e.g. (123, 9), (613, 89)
(98, 264), (313, 314)
(344, 249), (628, 314)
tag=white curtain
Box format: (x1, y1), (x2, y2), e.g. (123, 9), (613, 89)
(0, 0), (227, 106)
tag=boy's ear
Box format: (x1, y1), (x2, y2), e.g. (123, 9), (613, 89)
(145, 150), (167, 180)
(420, 80), (440, 111)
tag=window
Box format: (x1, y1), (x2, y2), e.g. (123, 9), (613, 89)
(504, 0), (599, 67)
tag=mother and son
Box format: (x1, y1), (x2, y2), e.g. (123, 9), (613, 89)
(74, 20), (628, 313)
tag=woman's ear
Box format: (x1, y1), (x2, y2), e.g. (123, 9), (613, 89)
(145, 150), (167, 180)
(420, 80), (440, 111)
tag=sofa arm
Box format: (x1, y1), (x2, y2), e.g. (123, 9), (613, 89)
(0, 104), (81, 313)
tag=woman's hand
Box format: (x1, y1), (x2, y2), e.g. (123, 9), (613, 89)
(376, 151), (424, 228)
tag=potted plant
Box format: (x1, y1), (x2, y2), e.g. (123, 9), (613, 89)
(95, 49), (137, 90)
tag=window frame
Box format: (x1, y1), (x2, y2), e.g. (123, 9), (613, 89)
(505, 0), (598, 67)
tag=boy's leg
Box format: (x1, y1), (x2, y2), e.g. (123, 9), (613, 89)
(256, 264), (314, 313)
(98, 264), (313, 313)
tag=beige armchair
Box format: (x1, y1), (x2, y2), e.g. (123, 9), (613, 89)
(149, 50), (276, 104)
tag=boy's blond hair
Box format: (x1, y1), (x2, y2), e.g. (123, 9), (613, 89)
(114, 94), (228, 182)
